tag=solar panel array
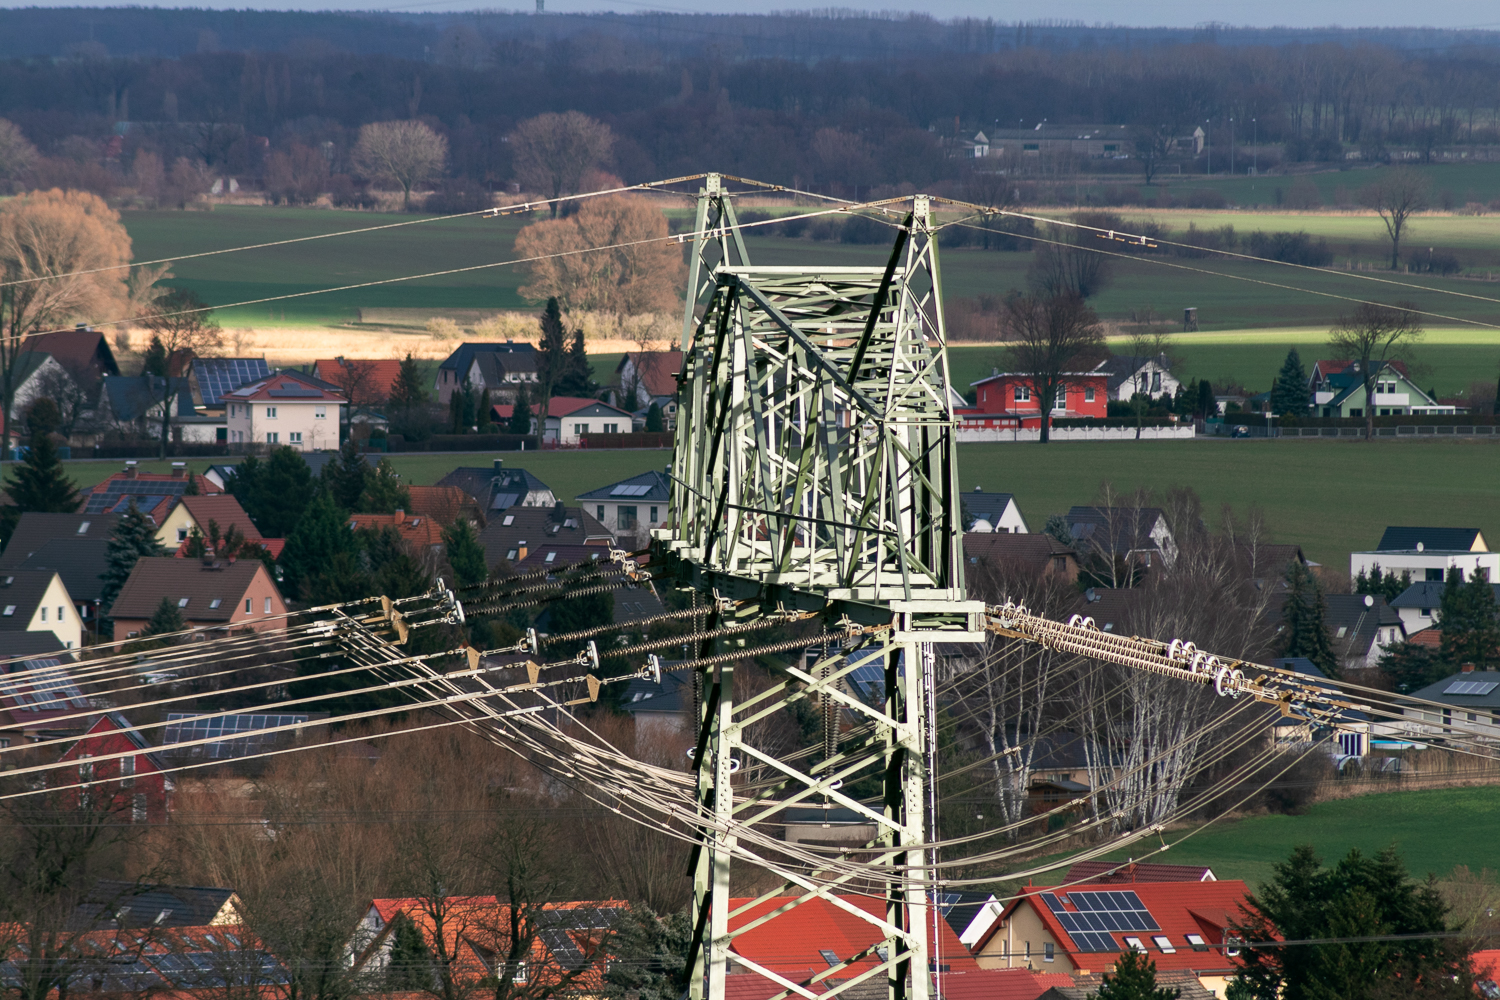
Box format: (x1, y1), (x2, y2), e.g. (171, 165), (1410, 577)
(85, 478), (187, 514)
(1444, 680), (1498, 696)
(1042, 891), (1160, 953)
(0, 659), (90, 712)
(194, 359), (270, 405)
(610, 483), (654, 496)
(162, 713), (311, 758)
(152, 950), (288, 987)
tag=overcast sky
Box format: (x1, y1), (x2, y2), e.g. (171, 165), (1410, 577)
(16, 0), (1500, 27)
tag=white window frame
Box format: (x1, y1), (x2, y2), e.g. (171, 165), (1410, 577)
(315, 405), (326, 419)
(1084, 386), (1095, 402)
(266, 432), (279, 444)
(1014, 385), (1030, 402)
(265, 597), (272, 614)
(120, 756), (136, 788)
(289, 432), (303, 444)
(266, 406), (277, 418)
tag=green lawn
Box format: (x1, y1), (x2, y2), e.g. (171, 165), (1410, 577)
(1032, 787), (1500, 890)
(949, 328), (1500, 398)
(60, 437), (1500, 572)
(118, 205), (1500, 341)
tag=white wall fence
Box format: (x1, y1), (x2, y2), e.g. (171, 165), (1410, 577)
(956, 425), (1196, 443)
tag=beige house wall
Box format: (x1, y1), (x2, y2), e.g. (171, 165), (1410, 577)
(115, 564), (288, 638)
(9, 573), (83, 649)
(227, 399), (342, 452)
(974, 902), (1075, 974)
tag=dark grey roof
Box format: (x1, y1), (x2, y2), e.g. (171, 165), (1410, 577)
(612, 583), (665, 624)
(0, 631), (67, 657)
(0, 513), (119, 603)
(1376, 527), (1486, 552)
(1078, 587), (1138, 632)
(1066, 505), (1169, 555)
(1406, 669), (1500, 708)
(1392, 580), (1500, 608)
(0, 569), (62, 630)
(479, 506), (612, 567)
(101, 375), (194, 423)
(83, 475), (191, 516)
(937, 891), (997, 939)
(70, 880), (236, 930)
(437, 464), (552, 511)
(1324, 593), (1402, 655)
(577, 470), (671, 503)
(619, 670), (690, 715)
(959, 489), (1018, 530)
(438, 341), (535, 374)
(472, 351), (537, 382)
(1270, 657), (1324, 679)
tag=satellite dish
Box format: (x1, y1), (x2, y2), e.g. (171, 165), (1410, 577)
(1364, 595), (1374, 608)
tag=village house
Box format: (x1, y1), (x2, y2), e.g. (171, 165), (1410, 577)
(155, 492), (282, 557)
(313, 357), (403, 402)
(1349, 525), (1498, 584)
(961, 488), (1029, 533)
(610, 350), (683, 410)
(963, 370), (1109, 431)
(1307, 359), (1452, 418)
(0, 568), (82, 649)
(972, 879), (1251, 997)
(437, 459), (556, 513)
(346, 509), (445, 558)
(463, 350), (538, 403)
(0, 642), (88, 744)
(964, 532), (1081, 584)
(3, 351), (76, 443)
(0, 512), (118, 635)
(84, 461), (222, 527)
(489, 396), (636, 446)
(479, 503), (613, 569)
(1095, 354), (1181, 402)
(434, 342), (536, 404)
(189, 357), (273, 409)
(20, 327), (121, 387)
(1067, 505), (1179, 570)
(1324, 594), (1405, 672)
(109, 557), (288, 639)
(576, 471), (670, 539)
(56, 713), (175, 823)
(94, 374), (225, 443)
(405, 485), (485, 528)
(223, 369), (345, 452)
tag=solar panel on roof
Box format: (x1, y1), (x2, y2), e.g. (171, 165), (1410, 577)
(610, 483), (653, 496)
(162, 712), (311, 758)
(1444, 680), (1499, 696)
(195, 359), (270, 405)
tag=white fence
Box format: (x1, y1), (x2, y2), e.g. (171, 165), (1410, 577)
(956, 425), (1196, 443)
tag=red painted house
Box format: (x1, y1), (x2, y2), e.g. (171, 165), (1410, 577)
(962, 371), (1109, 430)
(56, 712), (174, 823)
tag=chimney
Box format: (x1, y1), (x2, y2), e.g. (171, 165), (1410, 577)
(1463, 663), (1476, 673)
(393, 509), (405, 523)
(124, 460), (138, 479)
(493, 458), (505, 473)
(517, 541), (528, 562)
(171, 461), (187, 478)
(553, 499), (566, 522)
(201, 547), (216, 565)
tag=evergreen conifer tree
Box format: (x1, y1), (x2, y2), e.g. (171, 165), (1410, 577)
(142, 595), (187, 642)
(600, 907), (692, 1000)
(644, 401), (664, 432)
(1280, 561), (1339, 676)
(1196, 378), (1215, 418)
(99, 498), (168, 623)
(140, 336), (168, 376)
(1440, 568), (1500, 667)
(323, 439), (369, 512)
(1095, 949), (1179, 1000)
(510, 385), (533, 436)
(555, 327), (596, 396)
(537, 297), (568, 405)
(251, 447), (316, 537)
(384, 913), (433, 992)
(442, 519), (486, 588)
(280, 492), (362, 600)
(0, 429), (81, 547)
(358, 458), (411, 514)
(389, 353), (427, 409)
(477, 388), (493, 432)
(1269, 348), (1310, 416)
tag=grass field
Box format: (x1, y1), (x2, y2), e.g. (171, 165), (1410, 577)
(949, 327), (1500, 398)
(120, 205), (1500, 340)
(59, 437), (1500, 571)
(1031, 787), (1500, 889)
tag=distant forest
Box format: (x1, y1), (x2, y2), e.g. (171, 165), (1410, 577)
(4, 8), (1500, 195)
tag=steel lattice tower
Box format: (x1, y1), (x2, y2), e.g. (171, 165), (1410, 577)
(654, 175), (986, 1000)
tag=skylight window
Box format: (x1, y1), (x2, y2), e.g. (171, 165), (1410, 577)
(178, 598), (190, 607)
(503, 515), (515, 526)
(819, 950), (840, 967)
(1152, 936), (1175, 954)
(1185, 934), (1208, 952)
(209, 599), (222, 609)
(1124, 937), (1146, 953)
(545, 552), (557, 563)
(2, 606), (13, 616)
(77, 522), (90, 534)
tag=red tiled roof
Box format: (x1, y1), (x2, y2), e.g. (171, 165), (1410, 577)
(941, 968), (1075, 1000)
(178, 494), (264, 543)
(1065, 861), (1216, 885)
(314, 358), (404, 400)
(347, 510), (445, 548)
(982, 881), (1252, 976)
(1312, 359), (1411, 378)
(491, 396), (626, 420)
(727, 894), (979, 980)
(1408, 626), (1442, 648)
(619, 351), (683, 398)
(223, 370), (345, 403)
(406, 486), (483, 527)
(1474, 948), (1500, 980)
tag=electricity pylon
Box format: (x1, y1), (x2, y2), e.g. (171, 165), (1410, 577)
(655, 175), (986, 1000)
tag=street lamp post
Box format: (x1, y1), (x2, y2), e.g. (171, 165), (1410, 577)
(1252, 118), (1258, 177)
(1205, 119), (1211, 175)
(1230, 117), (1235, 175)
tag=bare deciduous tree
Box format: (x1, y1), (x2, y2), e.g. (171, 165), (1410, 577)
(354, 120), (449, 211)
(510, 113), (613, 216)
(0, 117), (38, 184)
(514, 197), (683, 315)
(140, 287), (222, 458)
(998, 291), (1107, 443)
(0, 189), (131, 444)
(1327, 301), (1423, 440)
(1361, 167), (1429, 269)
